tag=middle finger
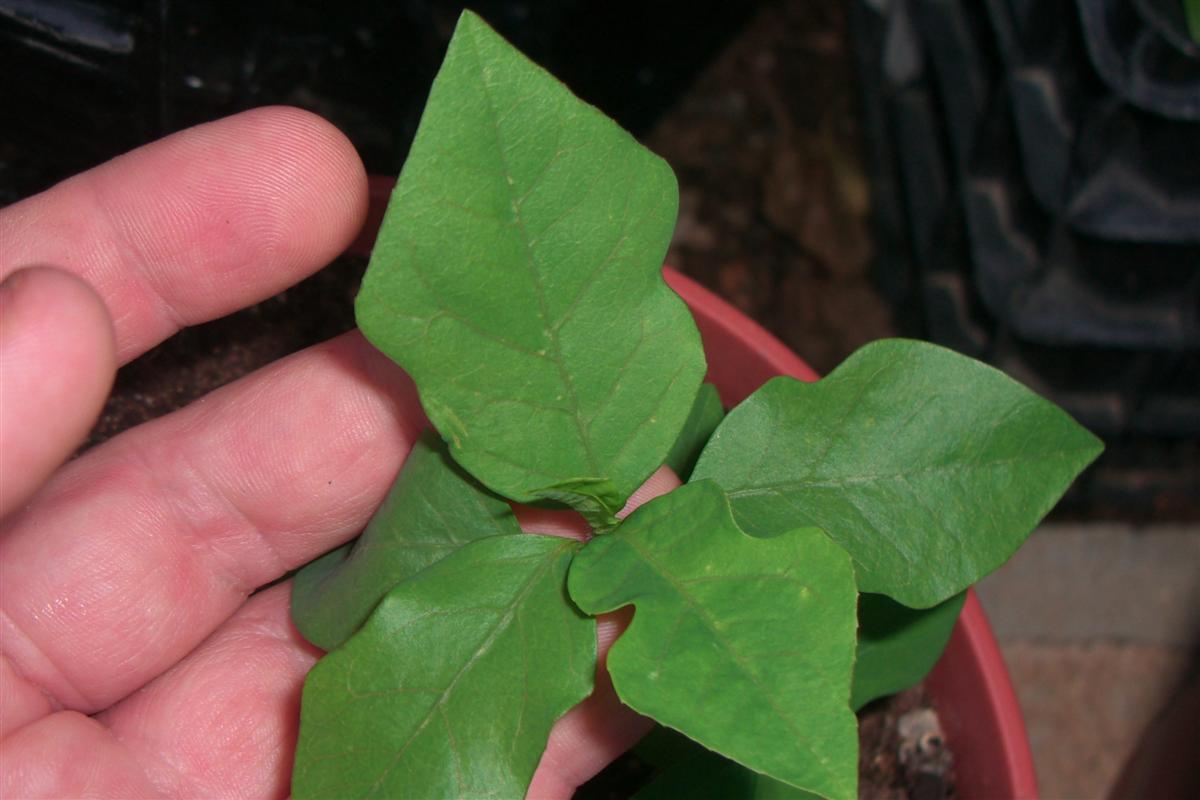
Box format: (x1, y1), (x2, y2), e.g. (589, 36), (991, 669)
(0, 332), (424, 714)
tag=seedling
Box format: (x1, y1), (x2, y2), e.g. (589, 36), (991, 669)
(289, 12), (1101, 799)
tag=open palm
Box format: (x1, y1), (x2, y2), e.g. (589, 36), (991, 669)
(0, 108), (659, 799)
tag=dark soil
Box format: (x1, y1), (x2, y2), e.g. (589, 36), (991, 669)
(577, 686), (955, 800)
(82, 255), (367, 450)
(858, 687), (956, 800)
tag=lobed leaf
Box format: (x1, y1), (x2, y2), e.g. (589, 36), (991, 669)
(355, 11), (705, 522)
(851, 592), (966, 710)
(292, 533), (593, 799)
(692, 338), (1103, 607)
(290, 433), (521, 651)
(569, 481), (859, 800)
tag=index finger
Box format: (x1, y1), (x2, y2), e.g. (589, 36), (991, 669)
(0, 107), (367, 363)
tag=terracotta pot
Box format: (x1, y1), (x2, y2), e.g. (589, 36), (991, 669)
(352, 177), (1038, 799)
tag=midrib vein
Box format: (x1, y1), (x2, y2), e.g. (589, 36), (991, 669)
(365, 539), (570, 796)
(467, 31), (600, 476)
(726, 449), (1083, 497)
(618, 534), (843, 789)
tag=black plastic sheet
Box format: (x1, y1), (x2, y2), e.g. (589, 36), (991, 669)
(851, 0), (1200, 437)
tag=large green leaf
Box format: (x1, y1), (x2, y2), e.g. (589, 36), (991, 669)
(665, 382), (725, 480)
(292, 534), (593, 799)
(692, 338), (1103, 607)
(851, 592), (966, 710)
(290, 433), (520, 651)
(355, 11), (705, 523)
(568, 482), (859, 800)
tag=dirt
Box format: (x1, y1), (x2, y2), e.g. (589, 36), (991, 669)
(576, 686), (955, 799)
(858, 686), (957, 800)
(82, 255), (367, 450)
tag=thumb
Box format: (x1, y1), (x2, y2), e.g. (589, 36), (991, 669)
(0, 267), (116, 518)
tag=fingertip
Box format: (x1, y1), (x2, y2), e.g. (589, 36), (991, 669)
(0, 266), (118, 391)
(0, 267), (116, 516)
(159, 105), (369, 291)
(595, 607), (634, 658)
(619, 465), (682, 519)
(2, 106), (370, 363)
(528, 665), (654, 799)
(242, 106), (370, 255)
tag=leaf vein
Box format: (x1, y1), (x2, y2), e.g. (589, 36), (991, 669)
(617, 536), (837, 784)
(363, 540), (572, 794)
(466, 36), (602, 476)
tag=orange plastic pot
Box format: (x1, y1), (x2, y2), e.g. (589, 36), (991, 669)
(352, 177), (1039, 799)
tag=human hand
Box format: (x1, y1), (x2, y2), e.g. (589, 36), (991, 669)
(0, 108), (668, 798)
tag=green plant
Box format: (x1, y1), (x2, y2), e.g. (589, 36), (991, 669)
(289, 12), (1101, 799)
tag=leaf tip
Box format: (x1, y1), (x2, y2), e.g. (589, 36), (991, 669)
(453, 7), (488, 35)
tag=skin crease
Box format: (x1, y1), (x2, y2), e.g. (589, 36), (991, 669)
(0, 107), (677, 799)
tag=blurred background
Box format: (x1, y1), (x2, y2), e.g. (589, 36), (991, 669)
(2, 0), (1197, 796)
